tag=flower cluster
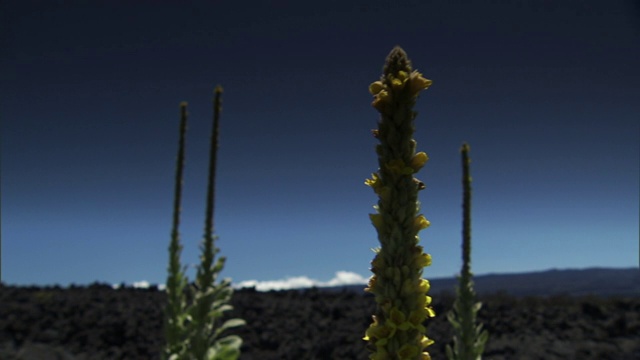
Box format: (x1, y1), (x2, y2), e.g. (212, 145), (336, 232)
(364, 46), (435, 360)
(369, 70), (432, 113)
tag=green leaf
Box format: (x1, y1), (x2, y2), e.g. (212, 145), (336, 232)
(472, 301), (482, 312)
(211, 335), (243, 360)
(478, 329), (489, 344)
(225, 317), (245, 327)
(219, 318), (246, 331)
(212, 303), (233, 312)
(445, 344), (455, 360)
(446, 311), (461, 328)
(213, 318), (245, 339)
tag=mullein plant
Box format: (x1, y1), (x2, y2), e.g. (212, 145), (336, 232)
(164, 101), (191, 358)
(445, 143), (489, 360)
(164, 86), (244, 360)
(363, 46), (436, 360)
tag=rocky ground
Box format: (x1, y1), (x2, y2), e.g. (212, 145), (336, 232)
(1, 283), (639, 359)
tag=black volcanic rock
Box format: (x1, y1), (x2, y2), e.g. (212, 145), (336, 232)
(1, 268), (639, 359)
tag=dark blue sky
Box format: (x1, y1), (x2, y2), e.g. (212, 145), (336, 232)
(2, 0), (639, 288)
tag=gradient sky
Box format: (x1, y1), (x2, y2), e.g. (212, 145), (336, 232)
(2, 0), (639, 289)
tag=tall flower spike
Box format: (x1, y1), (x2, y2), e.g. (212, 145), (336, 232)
(163, 88), (244, 360)
(445, 143), (489, 360)
(188, 86), (244, 360)
(365, 46), (435, 360)
(164, 102), (190, 358)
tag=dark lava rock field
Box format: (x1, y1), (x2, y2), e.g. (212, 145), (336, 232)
(1, 283), (639, 359)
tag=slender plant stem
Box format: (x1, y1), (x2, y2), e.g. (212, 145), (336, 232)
(446, 143), (489, 360)
(206, 86), (222, 237)
(164, 92), (243, 360)
(164, 102), (189, 358)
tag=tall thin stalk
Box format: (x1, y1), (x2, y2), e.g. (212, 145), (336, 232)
(364, 46), (436, 360)
(446, 143), (489, 360)
(187, 86), (244, 360)
(164, 102), (190, 357)
(164, 88), (244, 360)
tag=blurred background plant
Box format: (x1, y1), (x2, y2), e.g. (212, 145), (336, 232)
(446, 143), (489, 360)
(164, 87), (244, 360)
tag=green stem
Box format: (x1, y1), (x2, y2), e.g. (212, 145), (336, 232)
(164, 102), (189, 359)
(188, 86), (244, 360)
(446, 143), (489, 360)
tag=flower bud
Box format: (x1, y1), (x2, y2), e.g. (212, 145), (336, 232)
(414, 215), (430, 232)
(369, 81), (385, 95)
(418, 279), (430, 293)
(414, 252), (432, 268)
(408, 71), (433, 97)
(410, 152), (429, 172)
(372, 90), (391, 112)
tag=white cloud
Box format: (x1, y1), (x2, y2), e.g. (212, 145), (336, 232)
(113, 271), (368, 292)
(234, 271), (368, 291)
(111, 281), (166, 290)
(133, 280), (151, 288)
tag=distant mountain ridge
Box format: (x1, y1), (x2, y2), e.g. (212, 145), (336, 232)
(337, 267), (640, 297)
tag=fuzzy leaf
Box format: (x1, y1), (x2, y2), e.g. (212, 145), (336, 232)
(473, 301), (482, 312)
(209, 304), (233, 318)
(477, 329), (489, 345)
(446, 311), (461, 329)
(221, 318), (246, 330)
(445, 344), (455, 360)
(210, 335), (243, 360)
(214, 318), (246, 339)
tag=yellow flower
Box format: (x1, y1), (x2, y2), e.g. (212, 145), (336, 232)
(414, 252), (432, 268)
(391, 77), (404, 91)
(372, 89), (391, 111)
(364, 316), (381, 339)
(418, 279), (431, 293)
(365, 173), (382, 191)
(369, 81), (385, 95)
(416, 296), (436, 317)
(365, 275), (377, 293)
(420, 335), (435, 349)
(364, 318), (396, 346)
(385, 70), (408, 91)
(410, 152), (429, 172)
(426, 306), (436, 317)
(408, 71), (433, 97)
(417, 294), (433, 307)
(421, 352), (432, 360)
(365, 173), (392, 201)
(414, 215), (430, 231)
